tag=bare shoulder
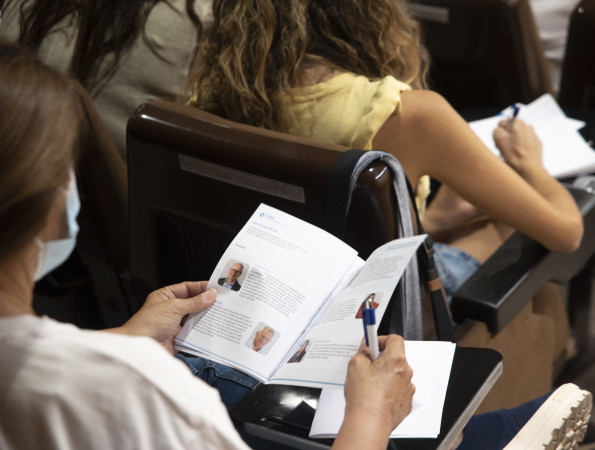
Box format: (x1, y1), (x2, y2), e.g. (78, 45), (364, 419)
(373, 89), (465, 181)
(399, 90), (459, 124)
(376, 90), (460, 141)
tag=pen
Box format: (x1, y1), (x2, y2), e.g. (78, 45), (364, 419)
(508, 103), (520, 130)
(362, 299), (379, 360)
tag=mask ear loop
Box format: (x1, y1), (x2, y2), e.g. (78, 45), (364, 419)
(33, 237), (48, 281)
(34, 237), (45, 249)
(60, 169), (81, 239)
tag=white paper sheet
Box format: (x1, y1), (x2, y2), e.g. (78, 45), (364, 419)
(309, 340), (456, 439)
(468, 94), (595, 178)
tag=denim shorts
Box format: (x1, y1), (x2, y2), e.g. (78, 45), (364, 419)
(433, 242), (481, 305)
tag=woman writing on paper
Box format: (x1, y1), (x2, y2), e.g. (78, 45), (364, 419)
(184, 0), (583, 302)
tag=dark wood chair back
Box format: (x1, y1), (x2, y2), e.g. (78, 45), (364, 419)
(558, 0), (595, 109)
(410, 0), (553, 110)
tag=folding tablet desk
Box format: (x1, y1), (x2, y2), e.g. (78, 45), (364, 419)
(232, 346), (503, 450)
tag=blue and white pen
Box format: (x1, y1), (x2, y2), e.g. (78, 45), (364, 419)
(508, 103), (520, 130)
(362, 298), (379, 360)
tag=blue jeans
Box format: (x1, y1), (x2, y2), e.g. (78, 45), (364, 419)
(175, 353), (258, 412)
(433, 242), (481, 305)
(176, 353), (295, 449)
(459, 391), (551, 449)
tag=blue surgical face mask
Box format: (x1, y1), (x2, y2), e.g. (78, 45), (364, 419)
(34, 170), (80, 281)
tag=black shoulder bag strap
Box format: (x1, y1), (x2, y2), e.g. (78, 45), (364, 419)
(405, 181), (456, 342)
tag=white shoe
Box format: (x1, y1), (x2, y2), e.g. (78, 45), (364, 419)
(504, 383), (592, 449)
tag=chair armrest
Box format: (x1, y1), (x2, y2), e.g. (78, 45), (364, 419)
(451, 186), (595, 332)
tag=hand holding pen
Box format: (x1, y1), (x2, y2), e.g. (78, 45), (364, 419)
(340, 335), (415, 448)
(494, 104), (544, 174)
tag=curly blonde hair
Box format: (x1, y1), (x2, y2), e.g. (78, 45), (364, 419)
(185, 0), (429, 130)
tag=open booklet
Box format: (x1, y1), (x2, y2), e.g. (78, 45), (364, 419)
(175, 203), (426, 388)
(468, 93), (595, 178)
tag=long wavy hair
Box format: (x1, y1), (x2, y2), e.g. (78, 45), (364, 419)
(1, 0), (201, 94)
(185, 0), (429, 130)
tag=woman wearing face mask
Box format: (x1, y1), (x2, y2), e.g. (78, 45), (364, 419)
(0, 43), (422, 450)
(1, 42), (591, 450)
(0, 42), (246, 448)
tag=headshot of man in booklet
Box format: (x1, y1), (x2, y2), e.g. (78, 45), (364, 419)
(250, 326), (275, 352)
(218, 262), (244, 291)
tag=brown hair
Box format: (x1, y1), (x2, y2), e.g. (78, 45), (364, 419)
(0, 42), (82, 264)
(2, 0), (201, 95)
(185, 0), (429, 129)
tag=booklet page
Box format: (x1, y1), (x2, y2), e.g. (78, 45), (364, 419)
(175, 204), (360, 382)
(269, 235), (426, 387)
